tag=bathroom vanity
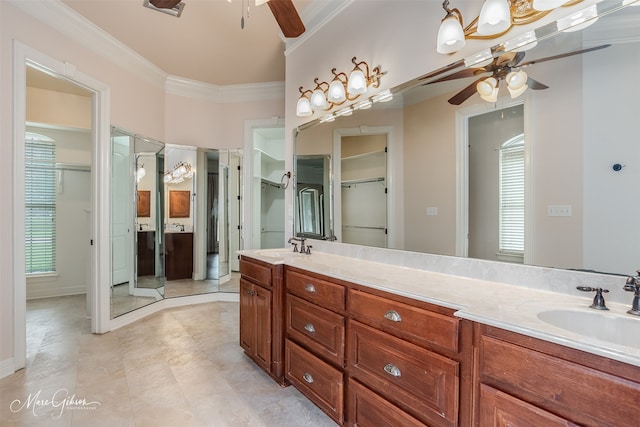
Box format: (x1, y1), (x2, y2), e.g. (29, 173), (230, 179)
(164, 232), (193, 281)
(239, 248), (640, 426)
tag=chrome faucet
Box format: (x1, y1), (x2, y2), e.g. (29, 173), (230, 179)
(624, 270), (640, 316)
(288, 237), (311, 254)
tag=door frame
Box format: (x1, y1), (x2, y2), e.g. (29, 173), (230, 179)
(454, 96), (534, 264)
(12, 41), (111, 370)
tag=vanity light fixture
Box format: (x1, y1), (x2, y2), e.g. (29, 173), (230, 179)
(136, 164), (146, 183)
(164, 161), (193, 185)
(436, 0), (584, 54)
(295, 57), (385, 117)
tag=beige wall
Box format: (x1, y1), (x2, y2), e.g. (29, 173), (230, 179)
(0, 2), (283, 370)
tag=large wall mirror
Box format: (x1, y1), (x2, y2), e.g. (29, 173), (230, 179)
(295, 0), (640, 277)
(110, 128), (242, 318)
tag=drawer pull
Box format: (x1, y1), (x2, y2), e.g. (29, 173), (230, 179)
(305, 284), (316, 293)
(384, 310), (402, 322)
(383, 363), (402, 378)
(302, 373), (314, 384)
(304, 323), (316, 333)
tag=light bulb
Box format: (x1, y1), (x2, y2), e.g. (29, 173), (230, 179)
(310, 88), (328, 109)
(347, 69), (367, 95)
(477, 0), (511, 36)
(328, 80), (346, 103)
(437, 15), (465, 54)
(296, 97), (312, 117)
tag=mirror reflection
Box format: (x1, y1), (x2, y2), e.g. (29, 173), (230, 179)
(110, 128), (242, 318)
(295, 0), (640, 276)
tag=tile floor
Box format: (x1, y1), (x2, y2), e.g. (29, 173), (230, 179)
(0, 295), (335, 426)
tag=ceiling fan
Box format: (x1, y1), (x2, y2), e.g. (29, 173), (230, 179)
(148, 0), (305, 38)
(428, 44), (610, 105)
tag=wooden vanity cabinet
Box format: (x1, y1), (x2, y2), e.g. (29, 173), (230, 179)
(475, 324), (640, 427)
(239, 257), (286, 385)
(347, 286), (472, 427)
(284, 267), (347, 424)
(164, 232), (193, 280)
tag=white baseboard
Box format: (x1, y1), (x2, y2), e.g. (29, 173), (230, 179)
(109, 292), (239, 331)
(26, 285), (86, 300)
(1, 357), (16, 379)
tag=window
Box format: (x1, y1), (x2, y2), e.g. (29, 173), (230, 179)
(25, 135), (57, 274)
(498, 134), (525, 262)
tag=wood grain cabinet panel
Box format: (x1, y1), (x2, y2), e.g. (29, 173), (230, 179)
(239, 257), (272, 288)
(347, 379), (426, 427)
(479, 384), (578, 427)
(286, 294), (345, 367)
(164, 232), (193, 281)
(347, 320), (459, 427)
(479, 332), (640, 426)
(286, 269), (346, 312)
(285, 339), (344, 424)
(349, 288), (459, 353)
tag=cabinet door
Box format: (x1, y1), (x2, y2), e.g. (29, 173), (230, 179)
(254, 284), (272, 371)
(479, 384), (578, 427)
(239, 279), (255, 355)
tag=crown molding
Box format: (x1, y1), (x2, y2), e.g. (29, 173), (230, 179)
(284, 0), (354, 56)
(166, 76), (285, 102)
(9, 0), (167, 90)
(10, 0), (286, 103)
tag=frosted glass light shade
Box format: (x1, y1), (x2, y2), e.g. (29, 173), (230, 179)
(532, 0), (568, 11)
(328, 80), (346, 103)
(477, 0), (511, 36)
(310, 88), (328, 109)
(506, 70), (527, 90)
(477, 77), (499, 102)
(296, 97), (312, 116)
(502, 30), (538, 52)
(347, 69), (367, 95)
(623, 0), (640, 6)
(437, 15), (466, 54)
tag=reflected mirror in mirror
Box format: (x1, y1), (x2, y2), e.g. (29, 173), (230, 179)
(295, 155), (332, 239)
(294, 0), (640, 276)
(110, 129), (243, 318)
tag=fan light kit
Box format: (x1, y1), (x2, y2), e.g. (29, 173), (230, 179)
(436, 0), (594, 55)
(296, 57), (386, 118)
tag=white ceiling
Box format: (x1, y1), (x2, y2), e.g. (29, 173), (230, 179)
(61, 0), (311, 86)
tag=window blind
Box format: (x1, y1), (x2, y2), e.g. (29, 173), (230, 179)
(25, 139), (57, 274)
(499, 136), (525, 256)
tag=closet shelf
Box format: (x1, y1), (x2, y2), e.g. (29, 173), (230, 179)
(341, 149), (386, 162)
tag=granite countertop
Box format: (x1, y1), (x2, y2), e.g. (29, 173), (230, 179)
(240, 249), (640, 368)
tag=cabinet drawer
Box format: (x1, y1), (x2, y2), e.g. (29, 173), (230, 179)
(347, 320), (459, 427)
(287, 294), (345, 367)
(479, 384), (577, 427)
(349, 289), (459, 352)
(480, 334), (640, 426)
(347, 379), (426, 427)
(240, 257), (271, 288)
(285, 339), (344, 424)
(286, 270), (346, 312)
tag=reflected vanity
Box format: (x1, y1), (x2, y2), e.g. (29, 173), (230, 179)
(294, 0), (640, 277)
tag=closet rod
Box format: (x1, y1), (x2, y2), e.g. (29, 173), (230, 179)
(343, 225), (386, 230)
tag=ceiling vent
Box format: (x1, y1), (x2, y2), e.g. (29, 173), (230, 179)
(143, 0), (185, 18)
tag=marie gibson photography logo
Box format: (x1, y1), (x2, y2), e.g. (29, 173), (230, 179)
(10, 388), (101, 420)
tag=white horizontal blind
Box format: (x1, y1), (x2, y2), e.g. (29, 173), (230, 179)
(25, 139), (57, 274)
(499, 135), (525, 257)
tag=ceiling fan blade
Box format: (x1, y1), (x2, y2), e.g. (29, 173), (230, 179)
(267, 0), (305, 38)
(448, 78), (485, 105)
(428, 68), (487, 84)
(527, 77), (548, 90)
(518, 44), (610, 68)
(149, 0), (181, 8)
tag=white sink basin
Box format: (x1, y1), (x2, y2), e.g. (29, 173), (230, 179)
(537, 309), (640, 348)
(255, 249), (307, 259)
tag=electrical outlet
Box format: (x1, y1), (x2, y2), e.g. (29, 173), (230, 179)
(548, 205), (572, 217)
(426, 207), (438, 216)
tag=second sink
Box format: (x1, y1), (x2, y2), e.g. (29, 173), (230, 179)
(537, 308), (640, 348)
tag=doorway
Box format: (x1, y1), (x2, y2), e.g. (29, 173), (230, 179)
(13, 43), (110, 372)
(457, 100), (531, 264)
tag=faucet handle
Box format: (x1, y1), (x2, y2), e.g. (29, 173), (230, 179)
(577, 286), (609, 310)
(291, 243), (298, 253)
